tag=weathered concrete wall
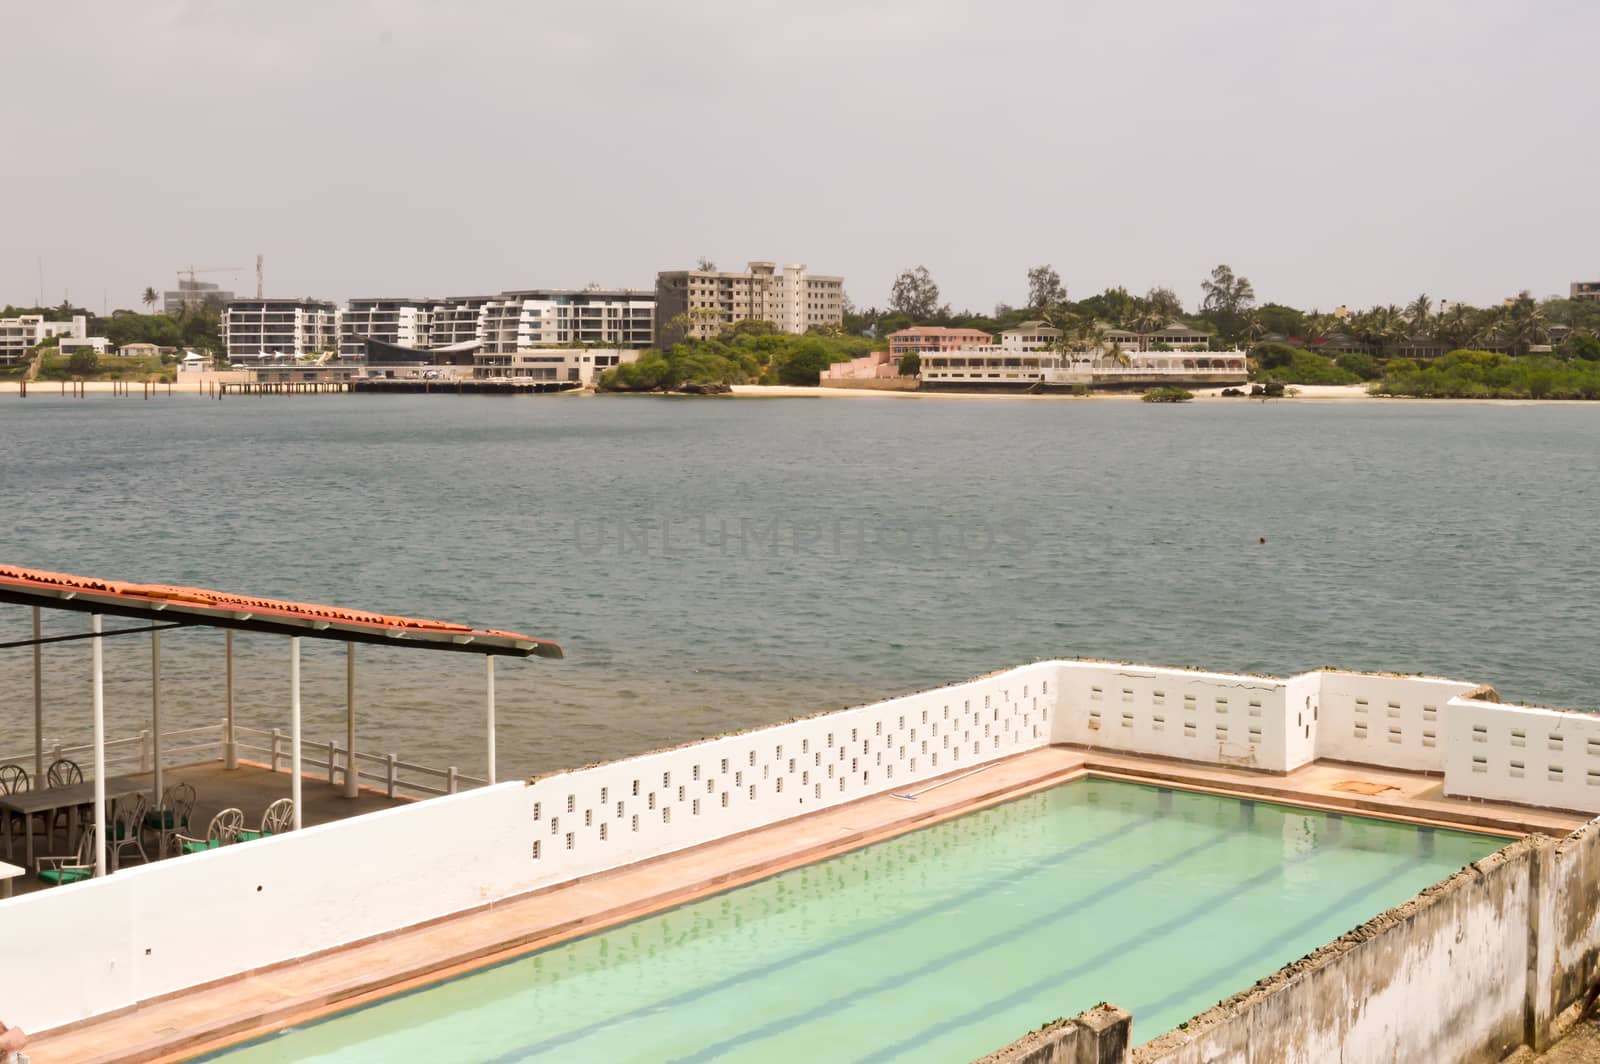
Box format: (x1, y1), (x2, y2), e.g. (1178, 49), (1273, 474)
(1133, 840), (1540, 1064)
(976, 1004), (1131, 1064)
(1542, 817), (1600, 1039)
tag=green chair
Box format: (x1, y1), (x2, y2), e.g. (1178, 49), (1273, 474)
(37, 824), (96, 886)
(239, 798), (294, 842)
(176, 807), (242, 855)
(143, 782), (196, 858)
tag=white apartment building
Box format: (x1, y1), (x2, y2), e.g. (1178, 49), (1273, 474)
(655, 261), (844, 343)
(0, 314), (88, 365)
(425, 296), (493, 349)
(478, 289), (655, 354)
(221, 299), (339, 362)
(339, 299), (436, 360)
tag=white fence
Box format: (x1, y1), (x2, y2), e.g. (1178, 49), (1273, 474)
(1444, 697), (1600, 813)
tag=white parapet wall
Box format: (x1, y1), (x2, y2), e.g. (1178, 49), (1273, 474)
(0, 661), (1056, 1033)
(1444, 696), (1600, 814)
(1051, 662), (1295, 771)
(1315, 672), (1482, 773)
(7, 657), (1599, 1036)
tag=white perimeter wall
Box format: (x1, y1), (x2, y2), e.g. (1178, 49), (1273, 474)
(9, 656), (1600, 1035)
(1, 662), (1055, 1033)
(1445, 697), (1600, 814)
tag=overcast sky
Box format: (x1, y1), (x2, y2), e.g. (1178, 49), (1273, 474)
(4, 0), (1597, 316)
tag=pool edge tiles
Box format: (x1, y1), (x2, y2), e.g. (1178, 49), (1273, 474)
(189, 778), (1506, 1064)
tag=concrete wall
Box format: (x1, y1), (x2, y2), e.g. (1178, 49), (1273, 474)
(1316, 672), (1478, 773)
(1051, 662), (1291, 772)
(1445, 697), (1600, 814)
(978, 1004), (1132, 1064)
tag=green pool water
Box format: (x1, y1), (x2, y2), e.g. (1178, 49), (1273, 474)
(200, 780), (1503, 1063)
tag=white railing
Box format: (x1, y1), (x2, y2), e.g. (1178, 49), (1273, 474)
(230, 724), (485, 799)
(0, 721), (483, 801)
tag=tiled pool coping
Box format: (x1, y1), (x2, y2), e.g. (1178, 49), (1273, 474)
(31, 747), (1586, 1064)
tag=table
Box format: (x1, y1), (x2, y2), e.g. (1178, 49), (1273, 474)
(0, 777), (148, 872)
(0, 860), (22, 899)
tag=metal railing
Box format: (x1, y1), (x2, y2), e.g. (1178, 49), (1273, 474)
(0, 720), (484, 800)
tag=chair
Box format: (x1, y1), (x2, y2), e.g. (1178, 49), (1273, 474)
(176, 808), (243, 854)
(37, 824), (96, 886)
(239, 798), (294, 842)
(108, 792), (151, 867)
(143, 782), (196, 858)
(44, 758), (84, 844)
(0, 764), (27, 861)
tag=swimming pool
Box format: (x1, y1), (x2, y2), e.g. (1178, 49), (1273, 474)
(200, 780), (1503, 1063)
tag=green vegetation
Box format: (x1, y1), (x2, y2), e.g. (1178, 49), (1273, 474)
(897, 351), (921, 376)
(1141, 386), (1194, 403)
(1371, 350), (1600, 399)
(599, 321), (876, 392)
(1251, 343), (1361, 385)
(37, 352), (174, 382)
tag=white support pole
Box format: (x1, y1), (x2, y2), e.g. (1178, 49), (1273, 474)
(485, 656), (496, 786)
(91, 615), (107, 878)
(290, 637), (303, 830)
(32, 606), (43, 782)
(224, 630), (237, 770)
(151, 629), (163, 804)
(343, 642), (358, 798)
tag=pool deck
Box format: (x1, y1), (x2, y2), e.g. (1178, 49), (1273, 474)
(30, 746), (1591, 1064)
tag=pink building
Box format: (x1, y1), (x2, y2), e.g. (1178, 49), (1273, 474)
(887, 327), (993, 360)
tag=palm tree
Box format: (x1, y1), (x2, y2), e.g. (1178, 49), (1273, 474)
(1097, 340), (1130, 368)
(1501, 293), (1549, 356)
(1243, 313), (1268, 349)
(1131, 305), (1166, 352)
(141, 287), (159, 314)
(1406, 294), (1432, 333)
(1435, 305), (1475, 349)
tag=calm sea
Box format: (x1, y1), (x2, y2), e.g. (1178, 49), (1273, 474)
(2, 394), (1597, 779)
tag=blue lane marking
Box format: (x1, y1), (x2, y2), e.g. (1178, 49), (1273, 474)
(1128, 854), (1432, 1022)
(471, 806), (1170, 1064)
(670, 819), (1246, 1064)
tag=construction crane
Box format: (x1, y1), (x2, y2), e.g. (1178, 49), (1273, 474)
(177, 265), (242, 288)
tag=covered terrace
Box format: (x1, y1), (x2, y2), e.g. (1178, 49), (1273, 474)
(0, 563), (561, 897)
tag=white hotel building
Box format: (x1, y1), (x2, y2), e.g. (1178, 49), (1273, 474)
(221, 299), (340, 362)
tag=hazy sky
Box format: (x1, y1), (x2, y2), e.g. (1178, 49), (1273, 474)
(4, 1), (1597, 315)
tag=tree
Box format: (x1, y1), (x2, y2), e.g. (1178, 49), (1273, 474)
(777, 339), (831, 386)
(695, 257), (717, 272)
(897, 351), (921, 377)
(1501, 291), (1549, 356)
(1406, 294), (1432, 332)
(68, 349), (100, 377)
(1026, 265), (1066, 311)
(1199, 264), (1256, 344)
(1144, 287), (1184, 321)
(888, 266), (941, 320)
(142, 287), (159, 313)
(1563, 334), (1600, 361)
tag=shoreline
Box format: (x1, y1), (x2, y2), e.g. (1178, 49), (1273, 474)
(4, 378), (1593, 406)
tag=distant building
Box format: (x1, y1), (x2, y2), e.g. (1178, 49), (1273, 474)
(0, 313), (88, 365)
(425, 296), (493, 350)
(819, 349), (900, 381)
(221, 299), (339, 362)
(999, 321), (1060, 352)
(478, 289), (655, 354)
(58, 336), (110, 358)
(1572, 281), (1600, 304)
(339, 298), (436, 360)
(474, 347), (642, 386)
(887, 327), (993, 361)
(164, 279), (234, 314)
(1101, 321), (1212, 351)
(655, 261), (843, 344)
